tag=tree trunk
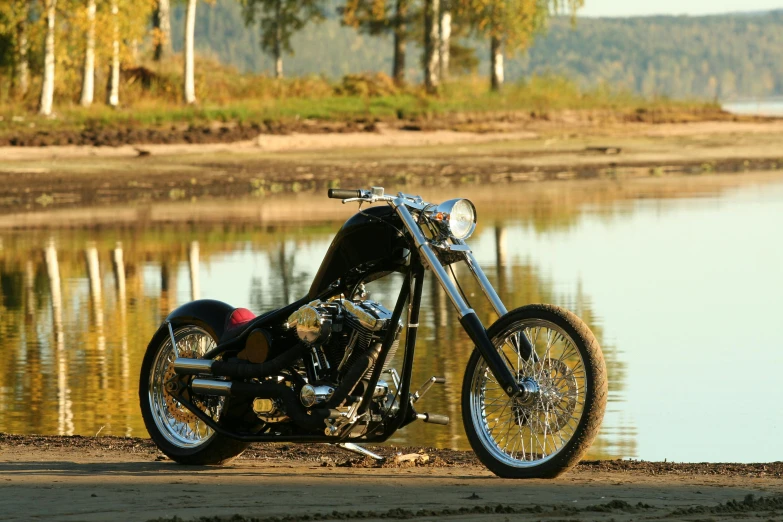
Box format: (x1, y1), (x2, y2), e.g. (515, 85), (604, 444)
(273, 0), (283, 79)
(80, 0), (96, 106)
(439, 0), (451, 81)
(39, 0), (56, 116)
(392, 0), (407, 85)
(153, 0), (172, 61)
(183, 0), (197, 103)
(14, 0), (30, 97)
(423, 0), (440, 93)
(490, 36), (504, 92)
(106, 0), (120, 107)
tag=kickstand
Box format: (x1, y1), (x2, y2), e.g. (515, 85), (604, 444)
(335, 442), (386, 462)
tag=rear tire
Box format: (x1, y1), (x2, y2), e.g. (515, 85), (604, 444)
(139, 324), (249, 465)
(461, 304), (607, 478)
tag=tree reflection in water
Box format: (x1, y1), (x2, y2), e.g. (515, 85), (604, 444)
(0, 222), (633, 459)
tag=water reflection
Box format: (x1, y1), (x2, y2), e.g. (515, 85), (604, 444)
(1, 174), (782, 462)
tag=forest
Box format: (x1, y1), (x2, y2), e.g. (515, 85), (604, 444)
(174, 4), (783, 99)
(0, 0), (779, 121)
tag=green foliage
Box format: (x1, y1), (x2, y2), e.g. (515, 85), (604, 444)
(240, 0), (324, 61)
(510, 12), (783, 99)
(169, 2), (783, 99)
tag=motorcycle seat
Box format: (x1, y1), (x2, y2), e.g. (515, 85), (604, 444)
(220, 307), (255, 342)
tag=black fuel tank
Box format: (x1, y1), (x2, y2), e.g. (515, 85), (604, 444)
(308, 206), (409, 298)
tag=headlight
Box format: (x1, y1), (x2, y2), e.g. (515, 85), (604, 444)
(432, 198), (477, 240)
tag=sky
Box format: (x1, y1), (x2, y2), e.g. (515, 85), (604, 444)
(579, 0), (783, 17)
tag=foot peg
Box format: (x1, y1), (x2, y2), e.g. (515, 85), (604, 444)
(416, 413), (450, 425)
(412, 376), (445, 403)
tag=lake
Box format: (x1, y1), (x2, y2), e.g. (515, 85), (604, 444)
(723, 99), (783, 117)
(1, 172), (782, 462)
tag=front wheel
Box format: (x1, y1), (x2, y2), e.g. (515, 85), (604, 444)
(462, 304), (607, 478)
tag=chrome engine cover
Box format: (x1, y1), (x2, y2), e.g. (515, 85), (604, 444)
(286, 303), (334, 345)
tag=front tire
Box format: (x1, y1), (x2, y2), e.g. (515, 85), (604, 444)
(461, 304), (607, 478)
(139, 324), (249, 465)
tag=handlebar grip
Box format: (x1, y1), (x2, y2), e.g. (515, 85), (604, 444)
(328, 189), (362, 199)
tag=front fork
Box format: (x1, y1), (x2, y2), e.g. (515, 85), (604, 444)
(393, 203), (531, 398)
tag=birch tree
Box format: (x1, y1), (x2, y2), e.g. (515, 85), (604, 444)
(39, 0), (57, 115)
(106, 0), (120, 106)
(341, 0), (413, 85)
(14, 0), (30, 97)
(423, 0), (439, 93)
(439, 0), (450, 81)
(153, 0), (172, 60)
(183, 0), (197, 102)
(241, 0), (323, 80)
(456, 0), (582, 91)
(80, 0), (96, 106)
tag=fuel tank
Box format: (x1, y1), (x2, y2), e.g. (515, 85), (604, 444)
(308, 205), (409, 298)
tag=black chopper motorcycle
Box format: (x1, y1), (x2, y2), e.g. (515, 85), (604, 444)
(139, 187), (607, 478)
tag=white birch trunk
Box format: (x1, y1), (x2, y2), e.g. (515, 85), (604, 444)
(275, 56), (283, 79)
(439, 2), (451, 81)
(424, 0), (440, 93)
(106, 0), (120, 107)
(153, 0), (172, 61)
(490, 36), (504, 91)
(39, 0), (57, 116)
(80, 0), (96, 106)
(273, 0), (283, 79)
(15, 0), (30, 96)
(183, 0), (197, 104)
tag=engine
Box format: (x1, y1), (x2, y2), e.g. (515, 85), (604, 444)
(286, 298), (401, 391)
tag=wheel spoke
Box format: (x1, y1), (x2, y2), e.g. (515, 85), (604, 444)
(471, 317), (591, 469)
(149, 326), (220, 449)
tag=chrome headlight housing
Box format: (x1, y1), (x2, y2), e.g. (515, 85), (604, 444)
(431, 198), (477, 240)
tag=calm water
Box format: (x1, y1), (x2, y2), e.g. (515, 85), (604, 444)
(723, 99), (783, 117)
(1, 174), (782, 462)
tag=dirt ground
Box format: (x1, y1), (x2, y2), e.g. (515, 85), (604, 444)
(1, 120), (782, 220)
(0, 435), (781, 522)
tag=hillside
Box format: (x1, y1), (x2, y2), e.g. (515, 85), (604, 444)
(171, 4), (783, 100)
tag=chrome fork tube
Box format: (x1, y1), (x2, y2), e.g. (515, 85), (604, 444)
(393, 202), (474, 317)
(393, 201), (521, 398)
(464, 251), (508, 317)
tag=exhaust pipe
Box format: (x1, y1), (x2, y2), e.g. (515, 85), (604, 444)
(187, 378), (341, 431)
(173, 343), (308, 378)
(173, 358), (214, 375)
(191, 378), (232, 396)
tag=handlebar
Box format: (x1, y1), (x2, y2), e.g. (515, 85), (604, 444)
(327, 188), (362, 199)
(327, 186), (426, 209)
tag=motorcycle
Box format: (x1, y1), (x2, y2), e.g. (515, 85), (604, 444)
(139, 187), (607, 478)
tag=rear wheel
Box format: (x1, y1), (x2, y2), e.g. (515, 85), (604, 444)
(461, 304), (607, 478)
(139, 324), (249, 465)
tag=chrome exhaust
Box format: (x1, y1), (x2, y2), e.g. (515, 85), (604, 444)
(173, 358), (214, 375)
(191, 378), (232, 396)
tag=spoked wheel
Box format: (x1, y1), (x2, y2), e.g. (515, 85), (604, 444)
(462, 304), (607, 478)
(139, 324), (248, 464)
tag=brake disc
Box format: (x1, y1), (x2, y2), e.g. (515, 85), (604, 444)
(163, 349), (201, 424)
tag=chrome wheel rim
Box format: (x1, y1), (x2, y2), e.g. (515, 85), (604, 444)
(148, 325), (222, 448)
(469, 319), (587, 468)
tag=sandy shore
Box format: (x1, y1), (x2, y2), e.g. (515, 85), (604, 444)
(0, 120), (782, 220)
(0, 435), (781, 521)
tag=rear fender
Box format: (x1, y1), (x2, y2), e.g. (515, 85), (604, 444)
(164, 299), (236, 341)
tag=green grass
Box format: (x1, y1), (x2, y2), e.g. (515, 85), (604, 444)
(0, 60), (721, 138)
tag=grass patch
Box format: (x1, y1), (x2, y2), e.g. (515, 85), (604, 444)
(0, 58), (720, 140)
